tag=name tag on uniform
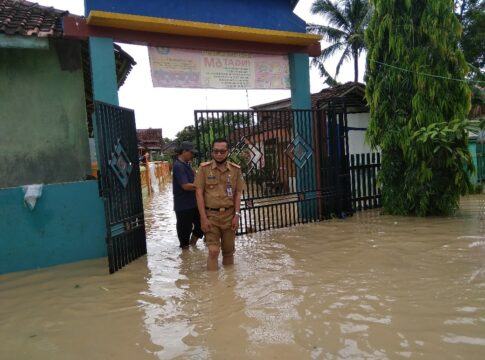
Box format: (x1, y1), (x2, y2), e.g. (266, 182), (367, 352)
(207, 176), (216, 180)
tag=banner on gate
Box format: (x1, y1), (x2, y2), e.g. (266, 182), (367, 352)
(148, 47), (290, 89)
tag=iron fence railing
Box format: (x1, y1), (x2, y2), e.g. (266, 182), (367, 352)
(350, 153), (382, 211)
(94, 101), (147, 273)
(194, 108), (353, 234)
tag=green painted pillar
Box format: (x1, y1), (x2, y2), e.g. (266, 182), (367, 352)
(289, 53), (312, 110)
(289, 53), (316, 220)
(88, 37), (119, 105)
(88, 36), (119, 170)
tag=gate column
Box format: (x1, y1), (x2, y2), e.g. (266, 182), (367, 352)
(289, 53), (311, 110)
(289, 53), (317, 220)
(89, 37), (119, 105)
(88, 36), (123, 273)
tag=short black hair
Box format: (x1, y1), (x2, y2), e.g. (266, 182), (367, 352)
(212, 138), (229, 149)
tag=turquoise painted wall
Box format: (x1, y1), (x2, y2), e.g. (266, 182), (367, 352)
(0, 181), (107, 274)
(0, 39), (91, 188)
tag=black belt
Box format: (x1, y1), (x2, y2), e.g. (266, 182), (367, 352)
(206, 207), (233, 212)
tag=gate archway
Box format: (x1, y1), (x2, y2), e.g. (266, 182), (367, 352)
(63, 0), (322, 272)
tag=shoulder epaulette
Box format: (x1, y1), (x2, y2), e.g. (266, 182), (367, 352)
(228, 161), (241, 169)
(200, 161), (212, 167)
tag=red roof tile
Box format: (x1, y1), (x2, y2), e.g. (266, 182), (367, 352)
(0, 0), (67, 37)
(137, 129), (163, 150)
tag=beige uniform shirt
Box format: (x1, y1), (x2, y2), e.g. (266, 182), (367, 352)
(194, 160), (246, 209)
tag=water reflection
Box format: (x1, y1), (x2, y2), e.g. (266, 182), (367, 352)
(0, 184), (484, 360)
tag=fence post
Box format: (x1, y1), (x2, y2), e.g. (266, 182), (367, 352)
(350, 154), (356, 211)
(354, 154), (360, 211)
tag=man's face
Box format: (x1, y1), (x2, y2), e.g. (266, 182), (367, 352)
(212, 142), (229, 164)
(182, 150), (194, 162)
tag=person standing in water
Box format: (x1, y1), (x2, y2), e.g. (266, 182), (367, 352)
(172, 141), (204, 249)
(195, 138), (246, 270)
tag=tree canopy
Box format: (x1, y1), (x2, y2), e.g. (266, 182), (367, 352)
(365, 0), (473, 216)
(308, 0), (372, 85)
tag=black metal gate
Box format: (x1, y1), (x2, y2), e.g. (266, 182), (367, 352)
(94, 101), (147, 273)
(194, 108), (352, 235)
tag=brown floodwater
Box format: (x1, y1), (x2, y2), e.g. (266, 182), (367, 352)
(1, 185), (485, 360)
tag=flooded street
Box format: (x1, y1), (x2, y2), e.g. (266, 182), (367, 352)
(1, 184), (485, 360)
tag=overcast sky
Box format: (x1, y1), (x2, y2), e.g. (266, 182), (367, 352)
(36, 0), (365, 138)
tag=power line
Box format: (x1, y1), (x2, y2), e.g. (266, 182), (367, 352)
(370, 59), (485, 85)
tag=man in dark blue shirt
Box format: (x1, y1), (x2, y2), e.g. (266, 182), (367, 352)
(173, 141), (204, 249)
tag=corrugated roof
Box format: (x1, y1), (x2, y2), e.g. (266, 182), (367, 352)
(251, 82), (367, 111)
(0, 0), (67, 37)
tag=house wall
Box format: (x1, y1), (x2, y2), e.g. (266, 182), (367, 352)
(347, 113), (373, 155)
(0, 39), (107, 274)
(0, 181), (106, 274)
(0, 40), (91, 188)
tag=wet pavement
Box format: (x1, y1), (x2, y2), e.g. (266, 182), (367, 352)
(1, 184), (485, 359)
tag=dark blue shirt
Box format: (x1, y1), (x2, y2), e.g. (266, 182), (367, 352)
(172, 159), (196, 211)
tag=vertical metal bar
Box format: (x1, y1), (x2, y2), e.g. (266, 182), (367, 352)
(365, 153), (368, 209)
(355, 152), (362, 211)
(350, 155), (356, 212)
(370, 153), (377, 208)
(376, 152), (382, 207)
(195, 111), (202, 164)
(360, 153), (367, 209)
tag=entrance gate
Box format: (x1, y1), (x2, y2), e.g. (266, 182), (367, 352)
(194, 108), (352, 235)
(94, 101), (147, 273)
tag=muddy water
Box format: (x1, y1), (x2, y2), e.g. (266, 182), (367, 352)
(1, 186), (485, 360)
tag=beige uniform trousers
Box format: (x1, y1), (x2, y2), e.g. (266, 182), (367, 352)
(205, 209), (236, 256)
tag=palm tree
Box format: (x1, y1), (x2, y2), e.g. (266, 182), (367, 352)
(308, 0), (372, 85)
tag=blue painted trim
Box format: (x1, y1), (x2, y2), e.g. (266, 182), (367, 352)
(0, 181), (107, 274)
(85, 0), (306, 33)
(88, 37), (119, 105)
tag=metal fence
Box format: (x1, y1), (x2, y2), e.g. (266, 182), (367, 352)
(194, 108), (353, 234)
(350, 153), (382, 211)
(94, 102), (147, 273)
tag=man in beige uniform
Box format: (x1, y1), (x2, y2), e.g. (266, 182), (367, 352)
(195, 138), (246, 271)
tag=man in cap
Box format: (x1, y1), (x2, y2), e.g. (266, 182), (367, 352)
(195, 138), (246, 270)
(172, 141), (204, 249)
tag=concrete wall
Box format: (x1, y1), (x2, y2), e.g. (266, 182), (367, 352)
(0, 40), (91, 189)
(0, 181), (107, 274)
(347, 113), (373, 155)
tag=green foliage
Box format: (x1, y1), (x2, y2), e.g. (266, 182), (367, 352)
(456, 0), (485, 75)
(161, 137), (172, 147)
(308, 0), (372, 84)
(195, 113), (252, 161)
(174, 125), (196, 147)
(366, 0), (474, 216)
